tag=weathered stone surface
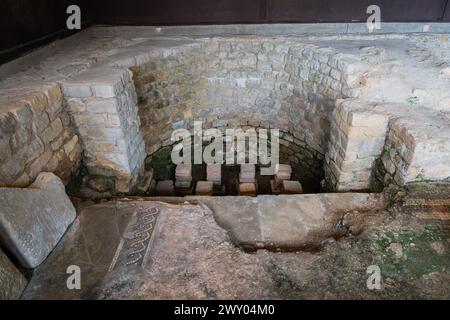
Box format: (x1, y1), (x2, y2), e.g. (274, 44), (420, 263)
(0, 173), (76, 268)
(64, 67), (145, 196)
(20, 183), (450, 299)
(207, 164), (222, 185)
(175, 180), (191, 189)
(0, 248), (27, 300)
(282, 180), (303, 194)
(239, 164), (256, 183)
(207, 193), (385, 251)
(186, 196), (262, 251)
(175, 164), (192, 182)
(239, 182), (257, 196)
(195, 181), (214, 196)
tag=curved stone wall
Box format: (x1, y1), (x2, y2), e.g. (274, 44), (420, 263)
(131, 38), (366, 157)
(144, 128), (325, 194)
(1, 29), (449, 196)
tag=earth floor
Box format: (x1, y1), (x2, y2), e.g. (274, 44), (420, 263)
(22, 183), (449, 300)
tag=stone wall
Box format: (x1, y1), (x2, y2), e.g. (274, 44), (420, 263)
(325, 99), (450, 191)
(0, 83), (81, 188)
(372, 110), (450, 190)
(131, 38), (367, 162)
(62, 67), (146, 195)
(325, 99), (389, 191)
(1, 34), (448, 196)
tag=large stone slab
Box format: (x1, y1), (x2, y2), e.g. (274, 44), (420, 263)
(203, 193), (386, 251)
(0, 248), (27, 299)
(197, 196), (261, 251)
(258, 193), (385, 250)
(0, 172), (76, 268)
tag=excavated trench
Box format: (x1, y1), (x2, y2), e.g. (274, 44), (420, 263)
(62, 37), (405, 253)
(144, 137), (324, 196)
(2, 28), (450, 300)
(123, 38), (361, 197)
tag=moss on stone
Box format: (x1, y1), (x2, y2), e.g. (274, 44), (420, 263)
(371, 226), (449, 281)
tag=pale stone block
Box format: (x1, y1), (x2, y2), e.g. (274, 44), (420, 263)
(40, 118), (63, 143)
(61, 83), (92, 98)
(92, 84), (117, 98)
(275, 164), (292, 181)
(175, 180), (192, 189)
(239, 182), (257, 196)
(207, 164), (221, 185)
(348, 111), (389, 128)
(240, 164), (256, 183)
(0, 173), (76, 268)
(195, 181), (214, 196)
(63, 135), (79, 155)
(85, 99), (119, 114)
(282, 180), (303, 194)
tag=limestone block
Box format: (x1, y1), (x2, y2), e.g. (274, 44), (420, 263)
(207, 165), (222, 185)
(62, 67), (130, 99)
(0, 173), (76, 268)
(65, 66), (145, 195)
(0, 249), (27, 300)
(348, 111), (389, 129)
(61, 83), (92, 98)
(195, 181), (214, 196)
(240, 164), (256, 183)
(40, 118), (63, 143)
(282, 180), (303, 194)
(239, 182), (257, 197)
(175, 164), (192, 182)
(275, 164), (292, 180)
(85, 99), (119, 114)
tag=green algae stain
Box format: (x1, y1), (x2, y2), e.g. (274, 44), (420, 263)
(371, 227), (449, 281)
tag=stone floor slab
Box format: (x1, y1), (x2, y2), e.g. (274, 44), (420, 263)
(0, 249), (27, 300)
